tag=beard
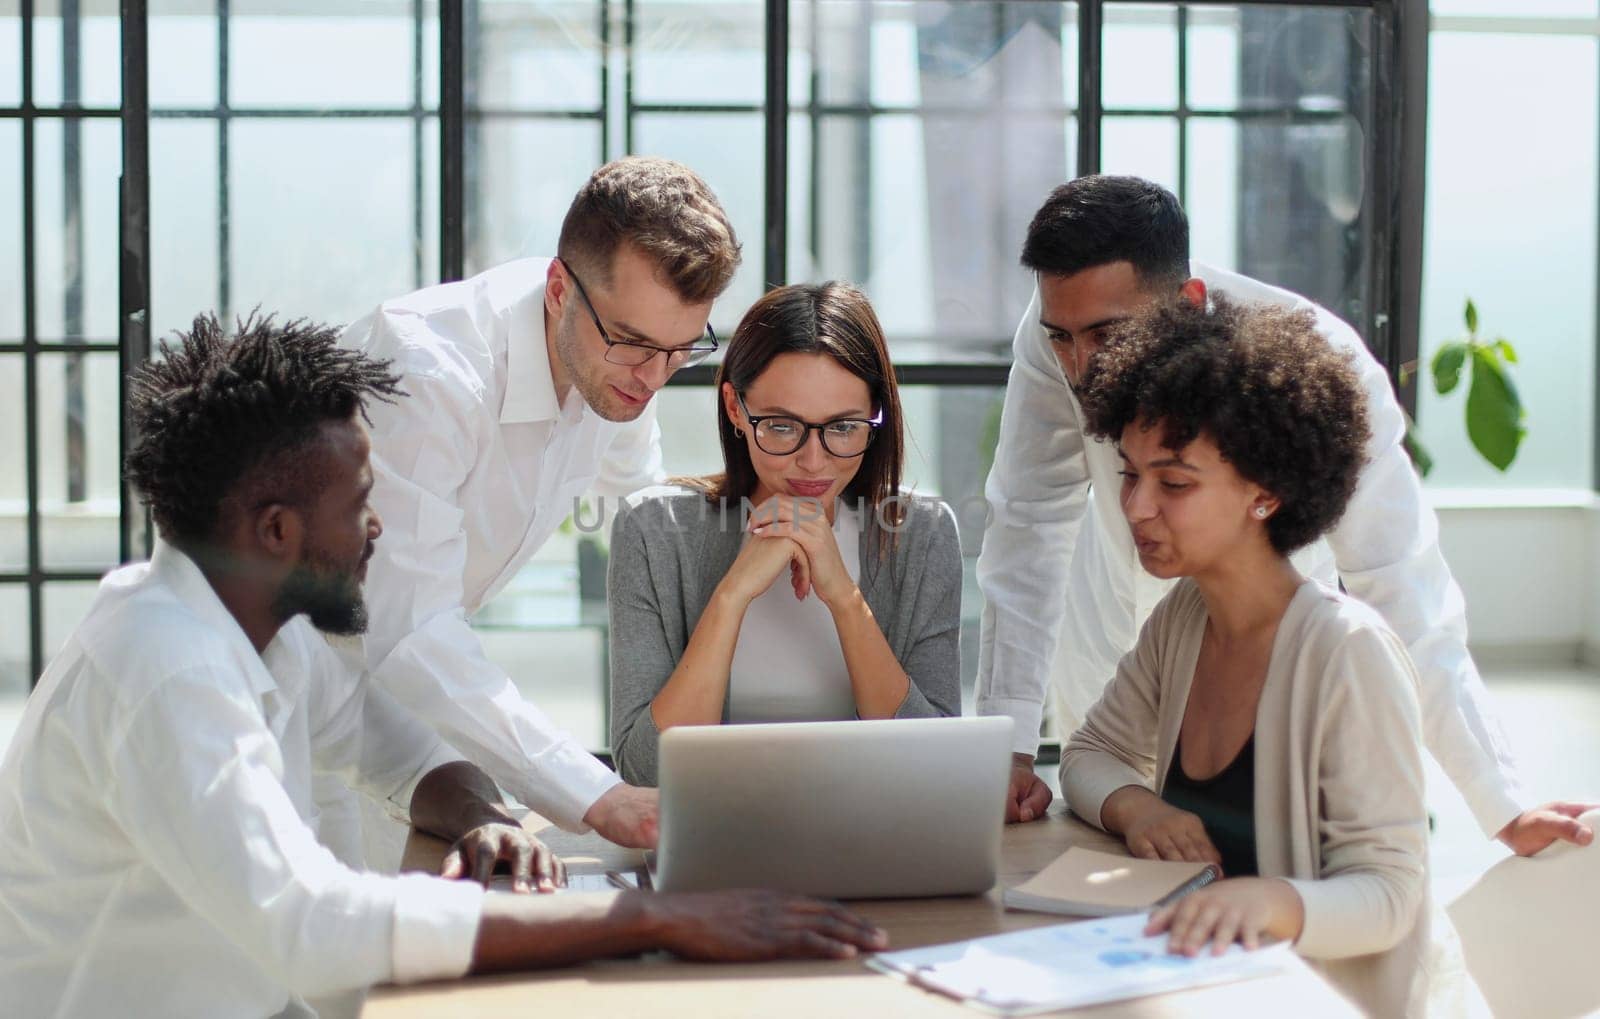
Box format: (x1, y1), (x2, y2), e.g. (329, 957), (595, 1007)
(271, 543), (371, 636)
(554, 311), (648, 423)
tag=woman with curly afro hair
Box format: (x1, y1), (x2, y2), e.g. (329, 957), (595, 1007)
(1058, 295), (1481, 1016)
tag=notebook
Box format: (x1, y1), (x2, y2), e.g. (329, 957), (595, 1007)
(867, 912), (1292, 1016)
(1002, 847), (1219, 917)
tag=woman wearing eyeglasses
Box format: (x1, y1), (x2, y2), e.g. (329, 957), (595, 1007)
(606, 282), (963, 787)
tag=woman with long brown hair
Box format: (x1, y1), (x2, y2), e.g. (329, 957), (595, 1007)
(607, 282), (962, 787)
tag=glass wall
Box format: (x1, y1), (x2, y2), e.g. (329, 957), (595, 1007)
(3, 1), (1414, 756)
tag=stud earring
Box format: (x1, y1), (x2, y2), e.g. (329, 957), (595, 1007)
(1254, 505), (1269, 519)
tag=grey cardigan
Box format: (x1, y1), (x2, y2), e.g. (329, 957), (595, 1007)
(607, 488), (964, 786)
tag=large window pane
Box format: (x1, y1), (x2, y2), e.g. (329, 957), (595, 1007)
(151, 119), (221, 342)
(903, 383), (1005, 710)
(37, 352), (119, 571)
(474, 0), (602, 111)
(1103, 3), (1176, 110)
(229, 6), (413, 109)
(0, 9), (19, 107)
(32, 117), (121, 343)
(464, 119), (601, 276)
(793, 2), (1075, 359)
(633, 112), (765, 335)
(1431, 1), (1596, 15)
(422, 114), (440, 283)
(1100, 115), (1178, 193)
(150, 0), (218, 109)
(31, 0), (120, 108)
(801, 3), (1076, 111)
(0, 355), (24, 572)
(473, 533), (608, 753)
(43, 581), (98, 663)
(1193, 5), (1374, 339)
(1238, 115), (1368, 316)
(1185, 118), (1240, 270)
(0, 120), (20, 341)
(230, 119), (419, 324)
(655, 385), (725, 483)
(1420, 30), (1597, 489)
(1185, 7), (1240, 112)
(0, 586), (26, 706)
(635, 0), (762, 106)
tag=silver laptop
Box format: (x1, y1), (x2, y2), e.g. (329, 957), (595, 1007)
(653, 716), (1013, 899)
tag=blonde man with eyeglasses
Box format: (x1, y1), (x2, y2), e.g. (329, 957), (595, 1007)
(338, 157), (740, 853)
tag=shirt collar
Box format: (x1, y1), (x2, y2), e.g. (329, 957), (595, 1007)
(149, 539), (280, 700)
(501, 268), (563, 425)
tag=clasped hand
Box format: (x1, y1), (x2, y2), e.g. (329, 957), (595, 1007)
(725, 496), (854, 607)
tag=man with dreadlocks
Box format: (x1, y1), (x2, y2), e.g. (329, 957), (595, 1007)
(0, 314), (886, 1018)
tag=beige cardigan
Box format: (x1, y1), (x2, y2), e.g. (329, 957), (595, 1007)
(1060, 579), (1476, 1016)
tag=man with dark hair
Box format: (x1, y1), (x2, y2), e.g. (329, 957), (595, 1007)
(339, 157), (742, 853)
(979, 175), (1596, 858)
(0, 314), (885, 1017)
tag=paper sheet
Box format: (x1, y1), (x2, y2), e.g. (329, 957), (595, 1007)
(867, 912), (1292, 1015)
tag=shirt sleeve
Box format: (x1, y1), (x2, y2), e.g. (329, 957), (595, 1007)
(1285, 624), (1428, 959)
(349, 309), (621, 831)
(975, 286), (1095, 756)
(103, 669), (485, 995)
(1321, 314), (1525, 836)
(305, 634), (466, 822)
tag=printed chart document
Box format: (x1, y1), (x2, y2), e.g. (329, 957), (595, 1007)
(1003, 847), (1219, 917)
(866, 912), (1292, 1016)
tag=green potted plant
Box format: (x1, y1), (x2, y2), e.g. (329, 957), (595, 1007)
(1404, 298), (1526, 476)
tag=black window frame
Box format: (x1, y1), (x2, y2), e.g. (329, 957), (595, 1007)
(1, 0), (1429, 690)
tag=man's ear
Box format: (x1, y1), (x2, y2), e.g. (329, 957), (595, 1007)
(252, 502), (305, 563)
(1178, 277), (1207, 309)
(545, 259), (569, 318)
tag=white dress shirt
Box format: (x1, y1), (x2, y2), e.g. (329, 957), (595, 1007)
(340, 257), (665, 829)
(727, 505), (863, 722)
(0, 542), (484, 1018)
(975, 264), (1526, 836)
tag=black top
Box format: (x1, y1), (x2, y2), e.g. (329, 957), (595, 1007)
(1161, 734), (1259, 878)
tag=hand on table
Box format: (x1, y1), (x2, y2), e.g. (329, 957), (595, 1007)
(441, 821), (564, 894)
(1496, 801), (1598, 856)
(584, 783), (660, 850)
(647, 889), (889, 962)
(1145, 877), (1304, 956)
(1109, 789), (1223, 868)
(1005, 753), (1053, 824)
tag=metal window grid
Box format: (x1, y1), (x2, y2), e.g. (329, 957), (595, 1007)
(2, 0), (1424, 690)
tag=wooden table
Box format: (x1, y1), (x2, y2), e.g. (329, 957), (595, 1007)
(364, 808), (1356, 1018)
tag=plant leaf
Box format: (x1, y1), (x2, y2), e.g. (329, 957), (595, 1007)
(1465, 348), (1526, 471)
(1432, 342), (1468, 395)
(1464, 298), (1479, 335)
(1403, 421), (1434, 477)
(1494, 338), (1518, 364)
